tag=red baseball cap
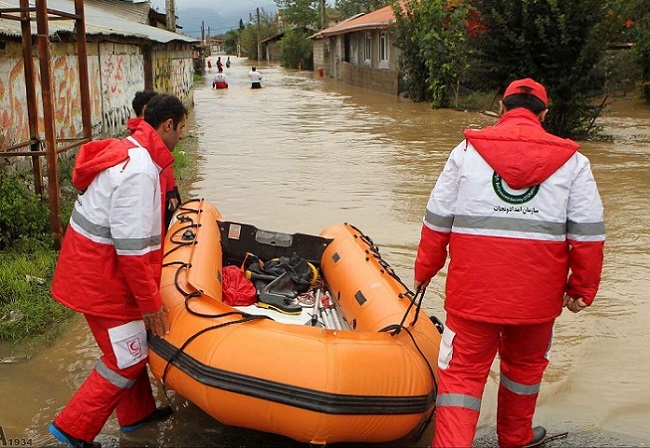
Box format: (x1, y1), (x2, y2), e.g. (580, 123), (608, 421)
(504, 78), (548, 107)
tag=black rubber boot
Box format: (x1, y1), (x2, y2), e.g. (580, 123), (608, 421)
(48, 422), (101, 448)
(120, 405), (173, 432)
(523, 426), (547, 447)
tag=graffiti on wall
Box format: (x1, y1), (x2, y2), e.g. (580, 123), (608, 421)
(153, 52), (172, 97)
(172, 58), (193, 100)
(1, 40), (194, 150)
(0, 42), (105, 151)
(100, 46), (144, 136)
(0, 48), (28, 150)
(153, 47), (194, 105)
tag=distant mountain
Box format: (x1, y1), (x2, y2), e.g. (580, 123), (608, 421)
(177, 2), (277, 38)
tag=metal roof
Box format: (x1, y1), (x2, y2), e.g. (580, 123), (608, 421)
(312, 5), (396, 39)
(0, 0), (197, 44)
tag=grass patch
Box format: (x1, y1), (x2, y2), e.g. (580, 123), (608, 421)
(0, 125), (200, 353)
(0, 130), (198, 346)
(455, 91), (499, 112)
(0, 244), (73, 343)
(173, 139), (192, 177)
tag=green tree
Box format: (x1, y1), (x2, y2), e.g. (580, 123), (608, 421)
(637, 15), (650, 102)
(276, 0), (320, 28)
(335, 0), (388, 18)
(221, 29), (240, 55)
(239, 9), (279, 59)
(471, 0), (613, 138)
(392, 0), (472, 107)
(610, 0), (650, 102)
(280, 29), (314, 69)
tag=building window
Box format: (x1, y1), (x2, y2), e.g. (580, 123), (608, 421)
(364, 33), (372, 63)
(379, 32), (389, 63)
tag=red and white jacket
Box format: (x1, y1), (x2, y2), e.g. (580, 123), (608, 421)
(415, 108), (605, 324)
(128, 117), (178, 201)
(51, 120), (174, 320)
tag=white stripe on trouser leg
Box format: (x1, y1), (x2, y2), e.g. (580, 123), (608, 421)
(95, 359), (136, 389)
(436, 393), (482, 411)
(500, 373), (540, 395)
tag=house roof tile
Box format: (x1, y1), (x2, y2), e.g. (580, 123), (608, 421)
(313, 5), (396, 38)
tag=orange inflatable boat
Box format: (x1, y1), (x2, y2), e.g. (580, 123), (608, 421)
(148, 199), (442, 445)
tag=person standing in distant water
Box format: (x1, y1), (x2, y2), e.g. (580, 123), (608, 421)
(225, 56), (231, 68)
(212, 67), (228, 89)
(216, 56), (223, 71)
(249, 66), (262, 89)
(128, 90), (182, 229)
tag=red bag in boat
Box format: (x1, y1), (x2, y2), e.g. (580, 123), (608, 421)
(222, 265), (257, 306)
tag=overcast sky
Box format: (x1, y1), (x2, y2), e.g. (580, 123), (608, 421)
(150, 0), (278, 13)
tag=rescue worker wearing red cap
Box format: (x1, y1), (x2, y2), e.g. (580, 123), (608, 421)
(414, 78), (605, 447)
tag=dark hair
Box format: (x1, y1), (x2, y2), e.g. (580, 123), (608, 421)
(144, 94), (188, 130)
(132, 90), (158, 117)
(503, 94), (546, 114)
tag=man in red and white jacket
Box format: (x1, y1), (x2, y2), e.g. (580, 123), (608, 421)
(414, 79), (605, 448)
(48, 94), (187, 448)
(129, 90), (182, 229)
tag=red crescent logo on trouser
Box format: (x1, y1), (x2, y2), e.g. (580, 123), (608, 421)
(127, 338), (142, 357)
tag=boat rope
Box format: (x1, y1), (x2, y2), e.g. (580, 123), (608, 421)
(346, 223), (440, 420)
(347, 222), (414, 299)
(158, 200), (274, 405)
(378, 284), (439, 428)
(154, 321), (267, 447)
(155, 260), (272, 446)
(157, 205), (439, 440)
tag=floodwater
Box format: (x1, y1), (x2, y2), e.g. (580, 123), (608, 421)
(1, 57), (649, 447)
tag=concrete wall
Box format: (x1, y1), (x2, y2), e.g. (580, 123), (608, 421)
(0, 39), (194, 151)
(153, 44), (194, 104)
(97, 43), (145, 136)
(313, 39), (326, 72)
(313, 30), (400, 96)
(339, 62), (399, 96)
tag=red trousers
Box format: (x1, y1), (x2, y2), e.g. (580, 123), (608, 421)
(433, 314), (553, 448)
(54, 315), (156, 442)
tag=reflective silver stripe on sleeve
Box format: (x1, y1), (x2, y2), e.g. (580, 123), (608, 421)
(454, 215), (566, 236)
(567, 220), (605, 236)
(95, 359), (136, 389)
(436, 393), (481, 411)
(113, 235), (161, 251)
(71, 208), (111, 239)
(500, 373), (540, 395)
(73, 208), (160, 251)
(424, 210), (454, 230)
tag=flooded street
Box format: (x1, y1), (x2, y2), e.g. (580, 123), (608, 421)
(1, 58), (649, 447)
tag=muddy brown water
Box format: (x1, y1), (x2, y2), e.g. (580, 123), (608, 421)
(1, 58), (649, 447)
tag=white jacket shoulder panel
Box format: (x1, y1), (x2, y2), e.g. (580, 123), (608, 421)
(426, 141), (604, 243)
(69, 146), (162, 254)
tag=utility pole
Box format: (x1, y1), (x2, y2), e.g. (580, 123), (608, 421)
(207, 26), (211, 52)
(256, 7), (261, 63)
(320, 0), (326, 29)
(201, 20), (205, 45)
(165, 0), (176, 32)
